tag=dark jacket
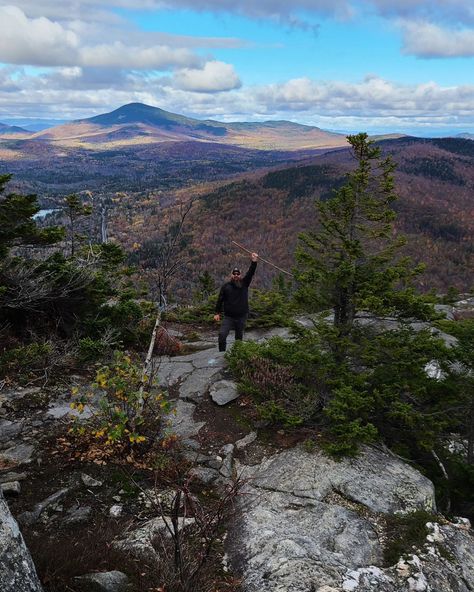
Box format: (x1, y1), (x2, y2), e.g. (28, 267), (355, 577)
(216, 261), (257, 318)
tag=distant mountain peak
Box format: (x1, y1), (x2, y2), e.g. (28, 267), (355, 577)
(32, 103), (348, 150)
(0, 122), (30, 134)
(78, 102), (194, 128)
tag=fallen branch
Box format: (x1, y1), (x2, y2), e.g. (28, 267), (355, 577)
(231, 240), (294, 277)
(431, 448), (451, 514)
(136, 310), (162, 423)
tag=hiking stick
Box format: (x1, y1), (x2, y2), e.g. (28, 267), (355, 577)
(231, 240), (294, 277)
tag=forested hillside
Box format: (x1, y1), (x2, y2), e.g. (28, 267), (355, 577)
(2, 135), (472, 294)
(0, 140), (321, 197)
(129, 136), (471, 294)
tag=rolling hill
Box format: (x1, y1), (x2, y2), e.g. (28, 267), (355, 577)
(31, 102), (348, 151)
(0, 122), (30, 137)
(121, 136), (473, 293)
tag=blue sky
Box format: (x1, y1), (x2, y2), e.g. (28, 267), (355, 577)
(0, 1), (473, 135)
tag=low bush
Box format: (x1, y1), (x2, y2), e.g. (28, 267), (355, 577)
(86, 298), (156, 348)
(165, 279), (296, 329)
(226, 336), (325, 426)
(71, 350), (172, 449)
(154, 326), (183, 355)
(77, 337), (109, 363)
(227, 323), (450, 457)
(247, 287), (297, 328)
(384, 510), (439, 566)
(0, 341), (53, 381)
(164, 297), (217, 325)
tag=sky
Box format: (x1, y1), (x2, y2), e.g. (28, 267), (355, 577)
(0, 1), (473, 135)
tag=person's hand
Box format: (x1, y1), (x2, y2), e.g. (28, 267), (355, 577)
(214, 314), (221, 322)
(251, 252), (258, 262)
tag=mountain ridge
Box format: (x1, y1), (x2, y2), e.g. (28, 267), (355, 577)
(30, 102), (348, 151)
(0, 122), (30, 136)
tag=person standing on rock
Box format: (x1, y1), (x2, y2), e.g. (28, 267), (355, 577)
(214, 252), (258, 352)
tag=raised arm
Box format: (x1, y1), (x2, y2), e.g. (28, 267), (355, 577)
(242, 252), (258, 287)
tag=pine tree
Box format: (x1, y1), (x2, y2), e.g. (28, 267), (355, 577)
(64, 193), (92, 257)
(0, 174), (63, 259)
(296, 133), (433, 335)
(293, 134), (446, 455)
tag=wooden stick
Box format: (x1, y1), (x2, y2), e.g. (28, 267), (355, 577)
(135, 310), (161, 425)
(231, 240), (294, 277)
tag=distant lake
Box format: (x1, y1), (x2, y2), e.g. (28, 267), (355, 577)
(34, 208), (60, 219)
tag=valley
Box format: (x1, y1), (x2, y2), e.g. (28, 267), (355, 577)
(0, 103), (473, 293)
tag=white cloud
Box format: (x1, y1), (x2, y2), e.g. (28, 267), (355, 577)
(1, 68), (473, 133)
(4, 0), (353, 21)
(370, 0), (474, 25)
(4, 0), (474, 28)
(252, 76), (474, 121)
(400, 21), (474, 58)
(2, 0), (473, 68)
(0, 6), (238, 71)
(0, 2), (473, 131)
(80, 42), (201, 69)
(0, 5), (80, 66)
(0, 66), (23, 93)
(173, 61), (242, 92)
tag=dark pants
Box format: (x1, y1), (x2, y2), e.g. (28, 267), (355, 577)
(218, 315), (247, 352)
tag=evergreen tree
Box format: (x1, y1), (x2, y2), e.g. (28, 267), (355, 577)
(64, 193), (92, 256)
(0, 174), (63, 259)
(441, 320), (474, 464)
(296, 133), (433, 335)
(292, 134), (446, 454)
(194, 270), (216, 303)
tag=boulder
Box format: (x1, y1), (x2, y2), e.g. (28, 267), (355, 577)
(0, 471), (27, 484)
(210, 380), (239, 406)
(247, 446), (435, 514)
(164, 400), (205, 439)
(228, 445), (437, 592)
(188, 466), (220, 484)
(114, 515), (195, 561)
(74, 570), (129, 592)
(0, 443), (35, 467)
(179, 367), (221, 401)
(18, 488), (70, 526)
(0, 487), (43, 592)
(64, 504), (92, 525)
(0, 419), (24, 443)
(237, 492), (382, 591)
(81, 473), (103, 488)
(1, 481), (21, 496)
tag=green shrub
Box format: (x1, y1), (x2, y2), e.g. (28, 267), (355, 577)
(77, 337), (108, 363)
(0, 341), (52, 381)
(165, 278), (295, 329)
(164, 297), (217, 325)
(85, 299), (156, 348)
(247, 288), (296, 328)
(226, 337), (324, 426)
(227, 323), (449, 457)
(257, 400), (303, 426)
(384, 510), (438, 566)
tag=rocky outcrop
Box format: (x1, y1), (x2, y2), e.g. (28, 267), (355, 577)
(227, 445), (444, 592)
(0, 487), (43, 592)
(341, 520), (474, 592)
(241, 446), (436, 513)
